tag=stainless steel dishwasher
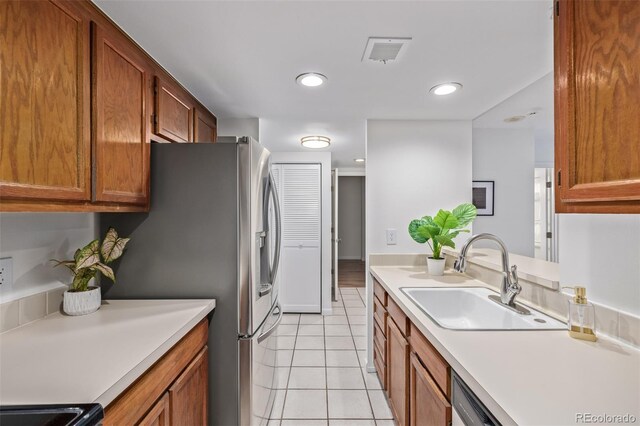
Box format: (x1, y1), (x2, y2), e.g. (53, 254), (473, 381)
(451, 371), (501, 426)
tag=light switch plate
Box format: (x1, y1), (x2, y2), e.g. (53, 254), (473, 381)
(0, 257), (13, 291)
(386, 229), (397, 245)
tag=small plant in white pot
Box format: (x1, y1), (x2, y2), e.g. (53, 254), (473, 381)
(408, 203), (477, 276)
(52, 227), (130, 316)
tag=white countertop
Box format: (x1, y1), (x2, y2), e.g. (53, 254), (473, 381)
(370, 265), (640, 426)
(0, 299), (215, 407)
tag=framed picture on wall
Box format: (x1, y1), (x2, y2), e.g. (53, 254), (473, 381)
(472, 181), (494, 216)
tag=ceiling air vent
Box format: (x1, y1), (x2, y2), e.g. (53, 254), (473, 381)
(362, 37), (412, 64)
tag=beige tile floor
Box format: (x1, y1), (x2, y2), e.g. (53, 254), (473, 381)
(269, 287), (395, 426)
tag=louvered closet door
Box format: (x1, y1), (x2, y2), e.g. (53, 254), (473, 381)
(278, 164), (321, 313)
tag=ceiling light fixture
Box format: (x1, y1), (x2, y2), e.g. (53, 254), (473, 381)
(296, 73), (327, 87)
(504, 115), (526, 123)
(301, 136), (331, 149)
(430, 82), (463, 96)
(354, 158), (366, 163)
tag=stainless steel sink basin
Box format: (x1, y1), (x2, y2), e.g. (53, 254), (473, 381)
(400, 287), (566, 330)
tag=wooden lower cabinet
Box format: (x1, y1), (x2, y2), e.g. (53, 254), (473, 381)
(139, 393), (170, 426)
(169, 346), (208, 426)
(104, 320), (208, 426)
(409, 352), (451, 426)
(387, 318), (410, 426)
(372, 279), (452, 426)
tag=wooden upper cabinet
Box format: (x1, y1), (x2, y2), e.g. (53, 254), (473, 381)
(194, 108), (217, 143)
(92, 22), (150, 205)
(554, 0), (640, 213)
(154, 77), (194, 143)
(169, 346), (208, 426)
(0, 0), (91, 202)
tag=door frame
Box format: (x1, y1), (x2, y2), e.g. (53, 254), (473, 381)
(271, 152), (333, 315)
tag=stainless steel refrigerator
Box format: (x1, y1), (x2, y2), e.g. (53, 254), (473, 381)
(100, 137), (282, 426)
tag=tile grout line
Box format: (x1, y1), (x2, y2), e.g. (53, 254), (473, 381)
(323, 307), (329, 426)
(278, 313), (300, 422)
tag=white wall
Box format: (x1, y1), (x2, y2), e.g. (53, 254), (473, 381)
(366, 120), (473, 254)
(365, 120), (472, 371)
(472, 128), (535, 257)
(534, 128), (554, 168)
(338, 176), (364, 260)
(271, 152), (333, 315)
(217, 118), (259, 140)
(559, 214), (640, 316)
(0, 213), (97, 302)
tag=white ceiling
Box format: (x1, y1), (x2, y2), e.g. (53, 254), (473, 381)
(473, 72), (554, 143)
(94, 0), (554, 168)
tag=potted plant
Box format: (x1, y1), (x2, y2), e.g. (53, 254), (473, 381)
(52, 227), (130, 316)
(408, 203), (477, 276)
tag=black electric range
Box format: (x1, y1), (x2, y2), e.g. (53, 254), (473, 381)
(0, 404), (103, 426)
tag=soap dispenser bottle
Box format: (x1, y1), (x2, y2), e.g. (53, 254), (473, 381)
(565, 286), (597, 342)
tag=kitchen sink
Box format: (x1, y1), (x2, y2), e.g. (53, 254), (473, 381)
(400, 287), (566, 330)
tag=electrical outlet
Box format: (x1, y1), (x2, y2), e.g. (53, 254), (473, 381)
(386, 229), (397, 245)
(0, 257), (13, 291)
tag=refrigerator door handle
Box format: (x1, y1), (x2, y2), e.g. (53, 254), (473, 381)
(269, 171), (282, 287)
(257, 302), (282, 344)
(259, 283), (272, 297)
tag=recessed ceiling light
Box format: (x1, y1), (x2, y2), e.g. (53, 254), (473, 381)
(296, 73), (327, 87)
(354, 158), (366, 163)
(301, 136), (331, 149)
(430, 82), (462, 96)
(504, 115), (526, 123)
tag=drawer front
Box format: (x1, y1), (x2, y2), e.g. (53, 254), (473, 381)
(373, 320), (386, 361)
(387, 296), (408, 336)
(374, 278), (388, 306)
(410, 323), (450, 399)
(373, 296), (387, 334)
(374, 344), (387, 390)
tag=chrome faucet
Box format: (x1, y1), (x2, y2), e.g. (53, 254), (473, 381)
(453, 233), (522, 308)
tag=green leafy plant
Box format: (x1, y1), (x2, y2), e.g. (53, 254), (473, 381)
(408, 203), (477, 259)
(52, 227), (130, 292)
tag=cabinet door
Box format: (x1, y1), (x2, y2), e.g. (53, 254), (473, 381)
(193, 108), (217, 143)
(554, 0), (640, 213)
(169, 346), (208, 426)
(0, 0), (91, 202)
(92, 22), (150, 205)
(155, 77), (193, 143)
(139, 393), (170, 426)
(410, 353), (451, 426)
(387, 319), (409, 426)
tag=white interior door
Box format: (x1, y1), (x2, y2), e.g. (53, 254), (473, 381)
(277, 164), (322, 313)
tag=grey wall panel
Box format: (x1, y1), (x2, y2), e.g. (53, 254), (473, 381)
(101, 143), (239, 426)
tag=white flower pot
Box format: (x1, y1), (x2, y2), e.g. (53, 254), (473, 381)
(63, 286), (101, 316)
(427, 257), (446, 276)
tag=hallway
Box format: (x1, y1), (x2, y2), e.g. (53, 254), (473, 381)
(338, 260), (365, 288)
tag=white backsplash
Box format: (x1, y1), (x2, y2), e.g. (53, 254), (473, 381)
(369, 253), (639, 348)
(0, 212), (97, 303)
